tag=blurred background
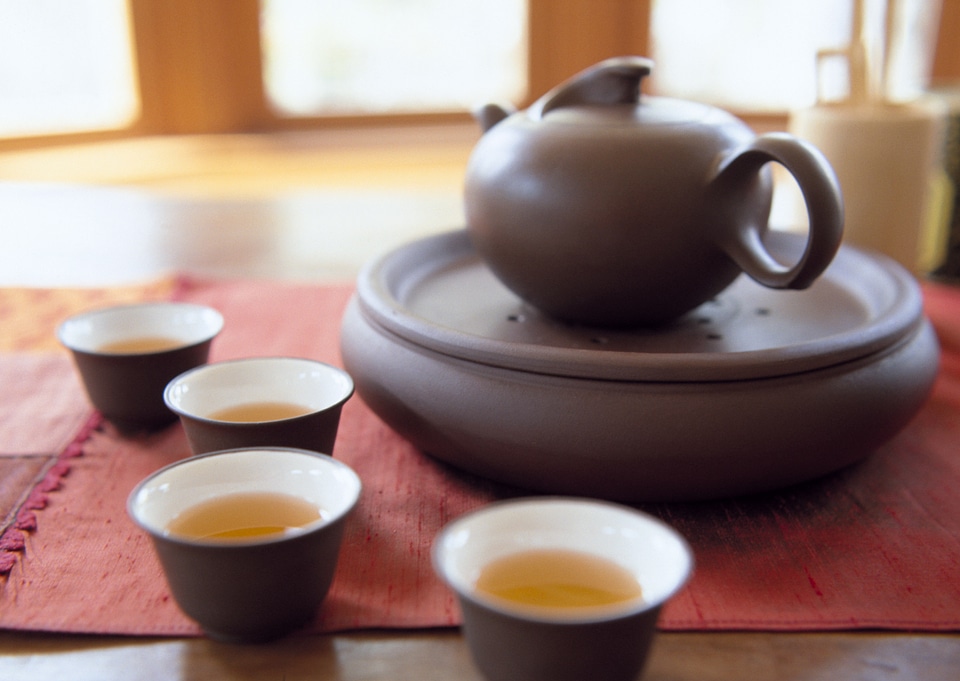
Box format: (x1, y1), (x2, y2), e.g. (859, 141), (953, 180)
(0, 0), (952, 143)
(1, 0), (958, 276)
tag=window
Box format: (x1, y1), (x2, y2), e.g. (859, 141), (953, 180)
(0, 0), (138, 138)
(0, 0), (957, 147)
(0, 0), (532, 142)
(261, 0), (527, 116)
(650, 0), (943, 111)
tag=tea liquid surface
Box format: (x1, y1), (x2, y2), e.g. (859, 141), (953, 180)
(98, 336), (183, 354)
(166, 491), (323, 541)
(207, 401), (313, 422)
(475, 549), (643, 611)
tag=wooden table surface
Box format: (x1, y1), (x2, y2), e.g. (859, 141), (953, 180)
(1, 180), (959, 680)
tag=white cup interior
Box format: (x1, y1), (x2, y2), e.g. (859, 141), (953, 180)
(164, 357), (354, 419)
(128, 448), (362, 540)
(434, 498), (693, 615)
(57, 302), (224, 353)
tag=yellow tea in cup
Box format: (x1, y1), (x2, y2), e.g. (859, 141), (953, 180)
(128, 448), (362, 642)
(98, 336), (184, 354)
(166, 491), (323, 541)
(207, 401), (313, 423)
(433, 498), (692, 681)
(475, 549), (643, 611)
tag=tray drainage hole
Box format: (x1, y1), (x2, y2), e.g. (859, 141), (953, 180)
(755, 307), (771, 316)
(697, 316), (712, 325)
(706, 333), (723, 341)
(507, 313), (526, 322)
(591, 336), (609, 345)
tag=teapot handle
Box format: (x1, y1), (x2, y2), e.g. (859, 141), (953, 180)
(709, 133), (844, 289)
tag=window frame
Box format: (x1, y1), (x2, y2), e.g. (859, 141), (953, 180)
(1, 0), (958, 152)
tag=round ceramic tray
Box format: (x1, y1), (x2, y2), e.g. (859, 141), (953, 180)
(340, 229), (940, 501)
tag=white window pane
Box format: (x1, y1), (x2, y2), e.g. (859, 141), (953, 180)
(0, 0), (139, 138)
(650, 0), (941, 112)
(261, 0), (528, 116)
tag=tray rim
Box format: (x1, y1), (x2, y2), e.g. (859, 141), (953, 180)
(355, 229), (927, 382)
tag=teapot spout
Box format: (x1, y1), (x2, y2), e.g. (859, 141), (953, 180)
(473, 103), (516, 133)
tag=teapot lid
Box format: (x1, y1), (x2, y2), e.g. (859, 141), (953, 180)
(525, 56), (729, 129)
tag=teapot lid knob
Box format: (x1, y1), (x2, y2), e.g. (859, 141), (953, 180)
(533, 56), (653, 120)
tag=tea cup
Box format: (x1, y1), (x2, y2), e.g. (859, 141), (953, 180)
(127, 446), (362, 642)
(164, 356), (354, 456)
(57, 302), (223, 432)
(433, 497), (693, 681)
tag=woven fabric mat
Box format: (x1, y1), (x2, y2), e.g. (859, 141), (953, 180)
(0, 280), (177, 574)
(1, 276), (959, 634)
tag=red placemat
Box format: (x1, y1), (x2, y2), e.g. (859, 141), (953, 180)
(1, 277), (959, 634)
(0, 355), (95, 573)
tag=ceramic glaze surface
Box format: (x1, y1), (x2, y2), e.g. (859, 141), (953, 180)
(128, 448), (361, 642)
(432, 499), (692, 681)
(464, 57), (844, 327)
(340, 230), (939, 502)
(58, 302), (223, 432)
(164, 358), (354, 456)
(356, 230), (922, 382)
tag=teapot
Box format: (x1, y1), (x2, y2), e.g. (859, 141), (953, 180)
(464, 57), (844, 327)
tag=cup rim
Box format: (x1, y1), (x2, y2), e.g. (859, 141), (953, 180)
(127, 446), (362, 548)
(163, 356), (355, 424)
(432, 496), (694, 623)
(57, 301), (224, 355)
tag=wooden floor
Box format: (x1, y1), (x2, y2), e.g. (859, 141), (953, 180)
(0, 119), (817, 261)
(0, 124), (480, 198)
(0, 124), (480, 288)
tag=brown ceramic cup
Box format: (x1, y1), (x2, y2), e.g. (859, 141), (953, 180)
(57, 302), (224, 432)
(433, 498), (693, 681)
(127, 447), (362, 643)
(164, 357), (354, 456)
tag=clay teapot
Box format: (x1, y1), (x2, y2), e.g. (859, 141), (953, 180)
(464, 56), (844, 327)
